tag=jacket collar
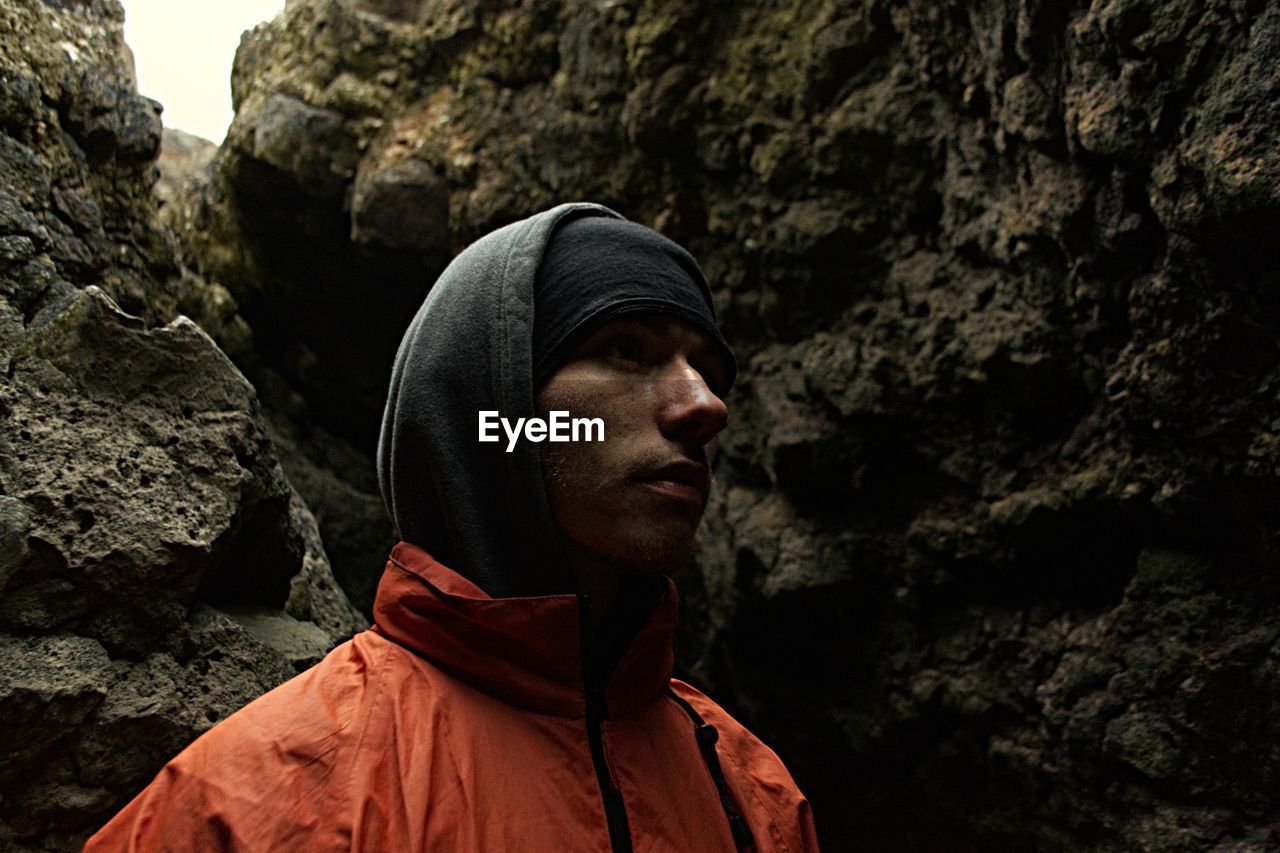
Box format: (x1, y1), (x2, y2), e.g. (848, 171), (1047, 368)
(372, 541), (678, 718)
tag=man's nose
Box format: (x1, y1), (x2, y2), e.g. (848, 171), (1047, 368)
(657, 358), (729, 444)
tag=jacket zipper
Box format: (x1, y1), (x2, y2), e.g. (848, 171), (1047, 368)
(586, 682), (633, 853)
(581, 592), (633, 853)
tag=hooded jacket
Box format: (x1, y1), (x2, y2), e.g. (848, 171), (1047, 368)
(85, 204), (819, 852)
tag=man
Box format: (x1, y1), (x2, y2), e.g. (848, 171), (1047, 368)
(86, 203), (818, 851)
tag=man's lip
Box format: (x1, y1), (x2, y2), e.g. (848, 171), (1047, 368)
(637, 478), (705, 505)
(634, 461), (710, 501)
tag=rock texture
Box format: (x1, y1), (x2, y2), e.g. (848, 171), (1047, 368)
(161, 0), (1280, 850)
(0, 2), (363, 848)
(154, 128), (215, 212)
(2, 0), (1276, 849)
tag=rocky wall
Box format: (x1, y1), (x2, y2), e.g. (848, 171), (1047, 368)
(5, 0), (1279, 849)
(0, 2), (363, 848)
(166, 0), (1280, 849)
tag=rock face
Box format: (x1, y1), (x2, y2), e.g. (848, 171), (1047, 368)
(153, 128), (215, 212)
(162, 0), (1280, 850)
(0, 2), (363, 847)
(2, 0), (1276, 849)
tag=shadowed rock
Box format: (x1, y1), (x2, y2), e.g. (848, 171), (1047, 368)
(164, 0), (1280, 849)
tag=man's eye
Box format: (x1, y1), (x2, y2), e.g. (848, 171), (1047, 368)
(604, 337), (643, 362)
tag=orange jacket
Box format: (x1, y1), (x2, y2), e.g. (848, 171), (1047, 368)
(85, 542), (818, 852)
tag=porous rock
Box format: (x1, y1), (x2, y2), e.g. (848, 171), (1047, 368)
(3, 285), (300, 651)
(0, 1), (364, 847)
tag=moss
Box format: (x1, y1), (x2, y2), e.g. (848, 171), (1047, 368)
(461, 7), (560, 87)
(705, 4), (814, 118)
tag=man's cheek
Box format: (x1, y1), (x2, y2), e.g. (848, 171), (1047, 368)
(705, 436), (719, 468)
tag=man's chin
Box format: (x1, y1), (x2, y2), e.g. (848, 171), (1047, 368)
(613, 530), (698, 575)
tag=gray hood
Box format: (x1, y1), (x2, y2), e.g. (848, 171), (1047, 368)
(376, 202), (625, 597)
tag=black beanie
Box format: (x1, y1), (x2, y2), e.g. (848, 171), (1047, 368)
(532, 216), (737, 391)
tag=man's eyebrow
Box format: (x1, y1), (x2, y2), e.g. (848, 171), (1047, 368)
(631, 315), (715, 351)
(625, 315), (671, 334)
(604, 316), (723, 383)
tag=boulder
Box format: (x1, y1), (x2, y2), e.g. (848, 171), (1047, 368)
(0, 1), (364, 846)
(2, 286), (300, 653)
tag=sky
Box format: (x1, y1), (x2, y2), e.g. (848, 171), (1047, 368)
(121, 0), (286, 143)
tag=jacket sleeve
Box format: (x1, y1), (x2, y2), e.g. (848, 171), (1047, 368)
(84, 637), (377, 852)
(82, 755), (271, 853)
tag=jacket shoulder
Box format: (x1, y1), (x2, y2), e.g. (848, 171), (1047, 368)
(668, 678), (821, 853)
(84, 631), (398, 852)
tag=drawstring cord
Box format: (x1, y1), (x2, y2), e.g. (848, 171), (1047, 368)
(665, 687), (756, 851)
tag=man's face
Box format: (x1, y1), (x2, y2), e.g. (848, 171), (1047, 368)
(536, 315), (730, 575)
